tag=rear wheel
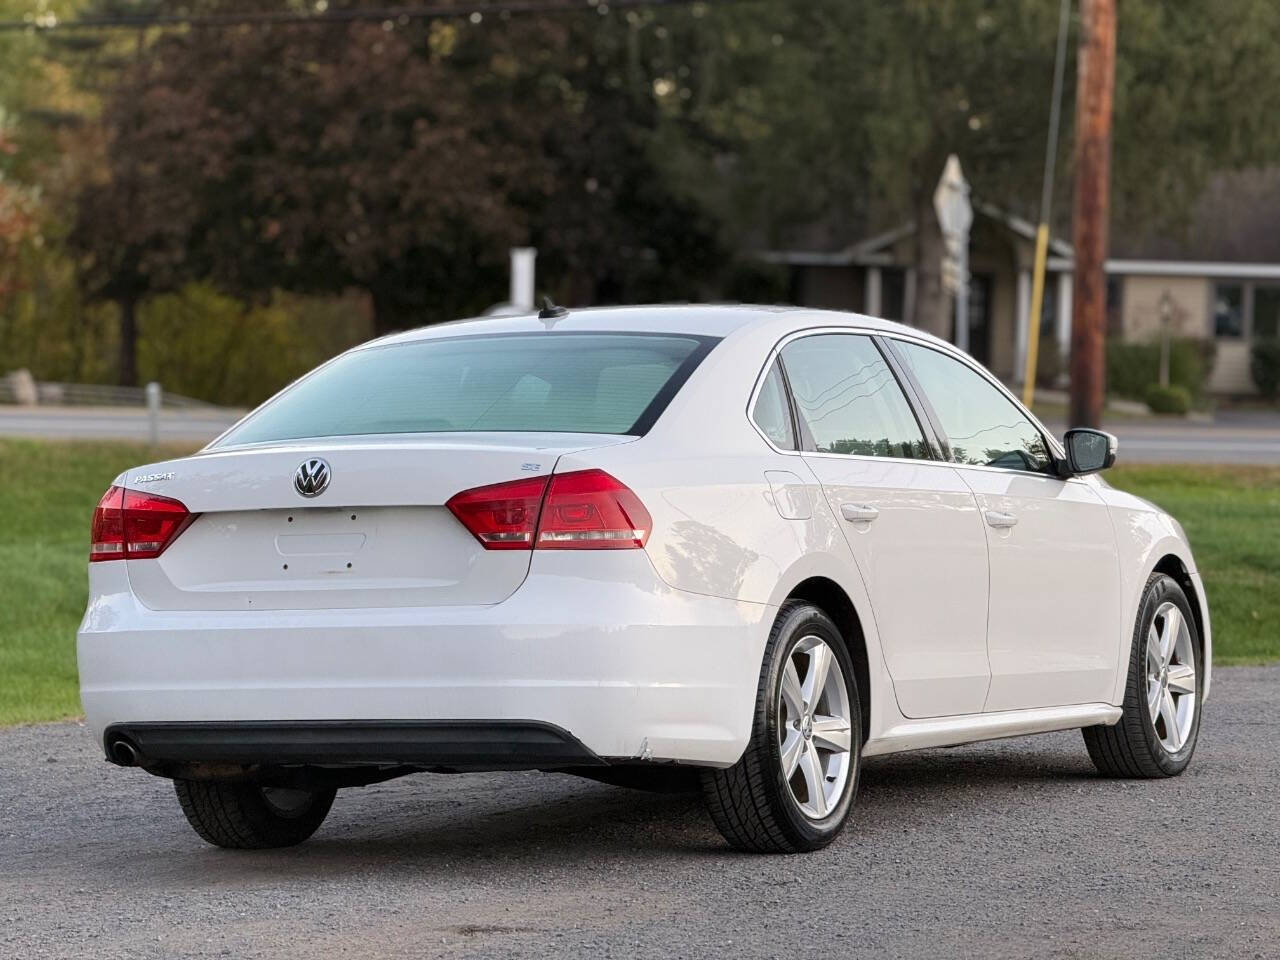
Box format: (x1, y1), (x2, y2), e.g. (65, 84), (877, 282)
(1083, 573), (1202, 778)
(701, 601), (861, 853)
(174, 780), (336, 849)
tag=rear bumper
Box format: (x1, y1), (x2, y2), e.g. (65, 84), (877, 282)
(104, 720), (604, 771)
(78, 553), (773, 767)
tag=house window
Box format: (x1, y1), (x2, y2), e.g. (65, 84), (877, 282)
(1212, 284), (1245, 338)
(1254, 285), (1280, 340)
(1106, 277), (1123, 337)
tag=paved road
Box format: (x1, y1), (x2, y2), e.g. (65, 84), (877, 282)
(1041, 415), (1280, 465)
(0, 407), (241, 445)
(2, 666), (1276, 960)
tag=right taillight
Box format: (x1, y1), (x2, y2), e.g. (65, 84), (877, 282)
(446, 469), (651, 551)
(536, 469), (652, 549)
(90, 485), (194, 562)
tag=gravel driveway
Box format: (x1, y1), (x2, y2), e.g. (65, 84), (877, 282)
(3, 666), (1277, 960)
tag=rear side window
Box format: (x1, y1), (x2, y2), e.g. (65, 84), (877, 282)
(780, 334), (930, 459)
(217, 333), (713, 445)
(751, 361), (796, 450)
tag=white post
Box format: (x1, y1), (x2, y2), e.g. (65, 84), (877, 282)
(509, 248), (537, 312)
(1015, 269), (1032, 384)
(865, 267), (882, 317)
(955, 246), (970, 353)
(1056, 271), (1073, 362)
(145, 381), (162, 446)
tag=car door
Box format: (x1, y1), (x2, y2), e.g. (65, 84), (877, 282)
(778, 332), (991, 719)
(888, 337), (1123, 713)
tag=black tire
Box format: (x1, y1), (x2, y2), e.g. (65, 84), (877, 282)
(701, 601), (862, 853)
(174, 780), (336, 849)
(1083, 573), (1203, 778)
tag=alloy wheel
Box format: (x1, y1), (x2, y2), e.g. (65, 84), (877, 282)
(776, 635), (853, 819)
(1145, 601), (1197, 753)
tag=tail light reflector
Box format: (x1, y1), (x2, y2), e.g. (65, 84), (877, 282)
(446, 469), (651, 551)
(90, 485), (194, 561)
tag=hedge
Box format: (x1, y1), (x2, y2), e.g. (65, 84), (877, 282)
(1105, 339), (1216, 401)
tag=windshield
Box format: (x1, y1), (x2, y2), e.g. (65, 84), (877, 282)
(215, 332), (715, 446)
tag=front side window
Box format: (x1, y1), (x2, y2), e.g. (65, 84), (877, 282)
(216, 333), (711, 446)
(751, 360), (796, 450)
(780, 334), (929, 459)
(893, 340), (1052, 473)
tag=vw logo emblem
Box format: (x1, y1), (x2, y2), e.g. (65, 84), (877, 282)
(294, 458), (331, 498)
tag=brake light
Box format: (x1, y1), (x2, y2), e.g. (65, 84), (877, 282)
(536, 469), (652, 549)
(89, 485), (194, 562)
(446, 469), (651, 551)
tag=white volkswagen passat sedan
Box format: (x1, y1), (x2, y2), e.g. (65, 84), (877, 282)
(79, 305), (1209, 853)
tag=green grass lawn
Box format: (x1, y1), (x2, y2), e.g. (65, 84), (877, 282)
(0, 438), (1276, 726)
(0, 438), (191, 726)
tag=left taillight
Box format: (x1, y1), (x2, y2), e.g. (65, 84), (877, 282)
(90, 485), (194, 562)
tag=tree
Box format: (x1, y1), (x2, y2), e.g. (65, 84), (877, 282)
(680, 0), (1280, 333)
(0, 132), (36, 307)
(661, 1), (1074, 335)
(70, 3), (725, 342)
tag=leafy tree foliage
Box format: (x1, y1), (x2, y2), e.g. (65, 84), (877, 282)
(68, 0), (726, 372)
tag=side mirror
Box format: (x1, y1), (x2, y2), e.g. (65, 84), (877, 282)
(1060, 428), (1117, 477)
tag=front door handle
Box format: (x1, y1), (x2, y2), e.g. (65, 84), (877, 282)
(984, 510), (1018, 529)
(840, 503), (880, 523)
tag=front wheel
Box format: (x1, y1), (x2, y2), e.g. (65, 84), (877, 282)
(702, 601), (862, 853)
(1083, 573), (1203, 778)
(174, 780), (337, 849)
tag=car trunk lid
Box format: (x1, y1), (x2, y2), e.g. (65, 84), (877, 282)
(124, 434), (633, 611)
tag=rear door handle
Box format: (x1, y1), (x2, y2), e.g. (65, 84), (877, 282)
(984, 510), (1018, 529)
(840, 503), (880, 523)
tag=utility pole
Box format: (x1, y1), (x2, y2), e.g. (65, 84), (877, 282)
(1069, 0), (1116, 428)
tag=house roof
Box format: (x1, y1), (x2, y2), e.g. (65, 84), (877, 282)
(758, 198), (1072, 266)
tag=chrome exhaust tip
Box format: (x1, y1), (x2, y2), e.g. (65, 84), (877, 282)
(108, 737), (140, 767)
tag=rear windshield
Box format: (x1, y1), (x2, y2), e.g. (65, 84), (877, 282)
(216, 332), (715, 445)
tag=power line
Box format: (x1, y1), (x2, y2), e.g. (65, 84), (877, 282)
(1, 0), (738, 33)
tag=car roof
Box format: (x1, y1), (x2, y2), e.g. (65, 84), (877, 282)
(366, 303), (938, 347)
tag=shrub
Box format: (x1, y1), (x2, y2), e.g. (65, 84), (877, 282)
(1106, 339), (1215, 401)
(1145, 383), (1191, 415)
(1251, 341), (1280, 399)
(136, 284), (372, 407)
